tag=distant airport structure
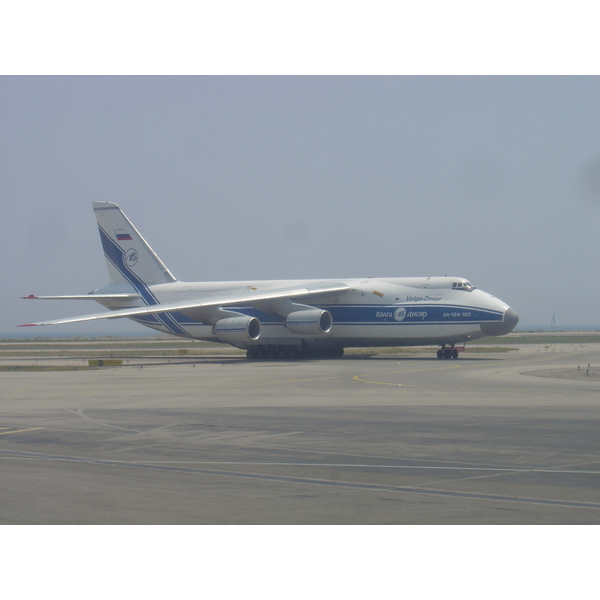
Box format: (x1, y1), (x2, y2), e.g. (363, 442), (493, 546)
(21, 203), (518, 359)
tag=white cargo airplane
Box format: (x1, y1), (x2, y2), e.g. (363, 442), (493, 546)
(20, 202), (518, 359)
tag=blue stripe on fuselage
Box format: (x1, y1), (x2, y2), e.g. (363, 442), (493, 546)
(155, 304), (500, 330)
(325, 304), (503, 324)
(210, 304), (502, 325)
(130, 302), (502, 338)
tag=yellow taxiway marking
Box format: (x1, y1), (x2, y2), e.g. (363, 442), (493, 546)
(0, 427), (43, 436)
(351, 361), (591, 394)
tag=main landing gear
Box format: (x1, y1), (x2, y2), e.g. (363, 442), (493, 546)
(246, 345), (302, 360)
(437, 344), (459, 360)
(246, 345), (344, 360)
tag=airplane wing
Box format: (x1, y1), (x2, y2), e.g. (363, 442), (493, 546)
(19, 282), (349, 327)
(21, 294), (140, 300)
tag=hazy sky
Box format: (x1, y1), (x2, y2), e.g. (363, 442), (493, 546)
(2, 75), (600, 335)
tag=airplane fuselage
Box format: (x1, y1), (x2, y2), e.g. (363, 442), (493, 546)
(92, 275), (517, 352)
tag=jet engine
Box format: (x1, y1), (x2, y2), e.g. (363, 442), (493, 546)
(212, 315), (261, 346)
(285, 309), (332, 335)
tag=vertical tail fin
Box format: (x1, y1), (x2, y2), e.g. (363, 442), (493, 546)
(93, 202), (177, 286)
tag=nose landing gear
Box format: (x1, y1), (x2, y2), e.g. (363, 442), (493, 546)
(437, 345), (460, 359)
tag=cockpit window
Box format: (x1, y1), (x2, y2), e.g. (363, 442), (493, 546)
(452, 281), (476, 291)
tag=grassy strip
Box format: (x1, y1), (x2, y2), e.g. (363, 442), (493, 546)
(345, 346), (517, 355)
(0, 349), (245, 358)
(477, 334), (600, 345)
(0, 365), (98, 371)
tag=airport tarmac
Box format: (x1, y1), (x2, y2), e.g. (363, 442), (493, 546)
(1, 341), (600, 524)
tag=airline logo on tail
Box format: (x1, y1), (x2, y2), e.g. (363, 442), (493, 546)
(124, 249), (138, 267)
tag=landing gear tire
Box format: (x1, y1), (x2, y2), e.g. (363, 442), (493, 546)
(438, 346), (458, 359)
(246, 345), (304, 360)
(246, 345), (343, 361)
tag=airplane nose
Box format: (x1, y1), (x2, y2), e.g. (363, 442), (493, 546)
(504, 307), (519, 332)
(480, 307), (519, 336)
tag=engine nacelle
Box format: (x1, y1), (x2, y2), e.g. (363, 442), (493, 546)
(286, 309), (332, 335)
(212, 316), (261, 346)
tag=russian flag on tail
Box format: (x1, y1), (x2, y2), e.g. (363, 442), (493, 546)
(116, 233), (132, 241)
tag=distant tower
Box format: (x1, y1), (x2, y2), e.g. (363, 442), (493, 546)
(550, 314), (559, 330)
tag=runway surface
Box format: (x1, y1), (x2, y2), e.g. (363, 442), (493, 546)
(1, 342), (600, 524)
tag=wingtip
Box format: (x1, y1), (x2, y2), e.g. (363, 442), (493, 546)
(17, 323), (38, 327)
(21, 294), (38, 299)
